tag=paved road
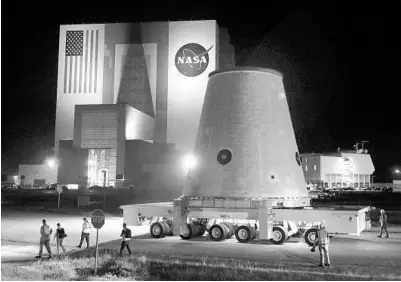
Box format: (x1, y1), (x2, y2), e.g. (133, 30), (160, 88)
(98, 229), (401, 275)
(2, 208), (401, 277)
(1, 208), (148, 261)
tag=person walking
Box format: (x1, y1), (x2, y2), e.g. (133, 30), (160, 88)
(311, 221), (330, 267)
(35, 219), (53, 259)
(120, 223), (132, 256)
(377, 209), (389, 238)
(77, 217), (91, 248)
(53, 223), (67, 255)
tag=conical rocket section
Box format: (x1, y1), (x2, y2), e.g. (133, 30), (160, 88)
(185, 68), (309, 200)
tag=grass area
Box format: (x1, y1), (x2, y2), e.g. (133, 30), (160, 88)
(2, 249), (400, 281)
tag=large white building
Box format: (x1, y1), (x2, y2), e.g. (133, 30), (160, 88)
(300, 150), (375, 188)
(51, 20), (235, 199)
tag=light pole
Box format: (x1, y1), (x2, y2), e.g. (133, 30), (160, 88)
(361, 140), (369, 151)
(102, 170), (107, 210)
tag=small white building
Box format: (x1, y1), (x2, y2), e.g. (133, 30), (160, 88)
(18, 164), (58, 186)
(300, 150), (375, 189)
(394, 180), (401, 193)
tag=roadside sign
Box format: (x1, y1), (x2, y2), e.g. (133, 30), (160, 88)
(91, 209), (106, 229)
(91, 209), (106, 275)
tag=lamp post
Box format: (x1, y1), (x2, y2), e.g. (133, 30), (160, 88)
(102, 170), (107, 210)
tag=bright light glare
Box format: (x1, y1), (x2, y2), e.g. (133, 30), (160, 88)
(396, 169), (400, 174)
(182, 154), (197, 172)
(46, 158), (56, 168)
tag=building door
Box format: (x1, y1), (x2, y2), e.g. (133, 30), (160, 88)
(87, 149), (110, 187)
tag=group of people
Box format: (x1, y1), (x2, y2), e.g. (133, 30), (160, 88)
(35, 219), (67, 259)
(36, 217), (132, 259)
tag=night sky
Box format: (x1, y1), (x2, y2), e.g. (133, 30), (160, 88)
(1, 1), (400, 181)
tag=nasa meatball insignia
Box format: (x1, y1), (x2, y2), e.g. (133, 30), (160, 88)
(175, 43), (213, 77)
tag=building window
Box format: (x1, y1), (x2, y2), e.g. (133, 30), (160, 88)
(305, 165), (308, 171)
(305, 158), (307, 163)
(314, 165), (316, 171)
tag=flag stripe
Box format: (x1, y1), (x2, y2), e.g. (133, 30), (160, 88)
(68, 56), (73, 93)
(94, 30), (98, 93)
(84, 30), (89, 93)
(74, 56), (78, 93)
(89, 30), (93, 93)
(72, 56), (76, 93)
(78, 52), (82, 93)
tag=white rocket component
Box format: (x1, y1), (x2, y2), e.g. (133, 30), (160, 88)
(185, 67), (308, 199)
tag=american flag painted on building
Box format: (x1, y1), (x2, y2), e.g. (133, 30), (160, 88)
(64, 30), (100, 94)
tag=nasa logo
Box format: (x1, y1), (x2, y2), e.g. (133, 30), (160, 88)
(175, 43), (213, 77)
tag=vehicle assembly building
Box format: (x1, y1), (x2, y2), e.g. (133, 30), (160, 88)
(54, 20), (235, 196)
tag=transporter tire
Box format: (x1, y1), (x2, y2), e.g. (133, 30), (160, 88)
(199, 225), (206, 236)
(249, 226), (257, 240)
(271, 226), (288, 245)
(235, 225), (253, 243)
(304, 228), (318, 246)
(179, 224), (193, 240)
(209, 224), (227, 241)
(160, 221), (173, 236)
(150, 222), (164, 238)
(165, 220), (174, 236)
(220, 222), (235, 239)
(189, 223), (203, 238)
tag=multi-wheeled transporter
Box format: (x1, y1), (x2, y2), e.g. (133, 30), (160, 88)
(121, 68), (371, 245)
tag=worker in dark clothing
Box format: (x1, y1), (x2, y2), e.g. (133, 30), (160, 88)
(53, 223), (67, 255)
(378, 209), (389, 238)
(120, 223), (132, 256)
(311, 221), (330, 267)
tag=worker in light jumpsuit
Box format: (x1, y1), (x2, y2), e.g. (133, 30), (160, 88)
(313, 222), (330, 267)
(377, 209), (389, 238)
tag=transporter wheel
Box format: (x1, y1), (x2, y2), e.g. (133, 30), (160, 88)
(160, 221), (173, 236)
(179, 224), (193, 240)
(271, 226), (288, 245)
(165, 220), (174, 236)
(235, 225), (252, 243)
(189, 223), (202, 238)
(150, 222), (164, 238)
(221, 222), (235, 239)
(199, 225), (206, 236)
(209, 224), (227, 241)
(304, 228), (318, 246)
(250, 226), (258, 240)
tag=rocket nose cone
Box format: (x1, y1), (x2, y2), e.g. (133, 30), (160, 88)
(187, 68), (308, 201)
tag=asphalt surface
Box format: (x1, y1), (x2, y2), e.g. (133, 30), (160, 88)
(1, 207), (401, 277)
(1, 207), (148, 261)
